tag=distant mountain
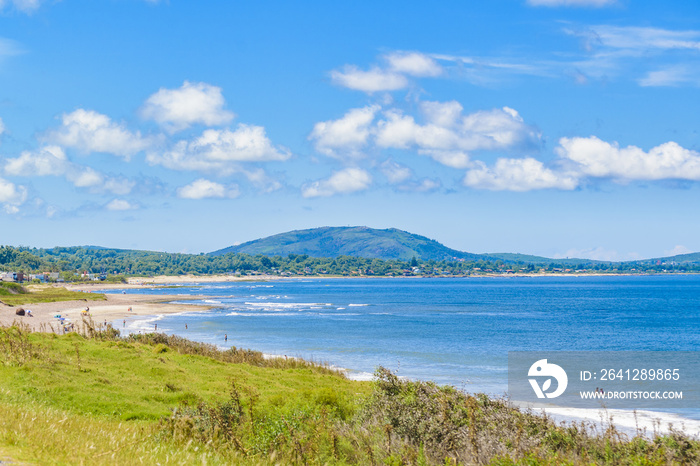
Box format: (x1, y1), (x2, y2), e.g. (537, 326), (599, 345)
(210, 226), (487, 262)
(637, 252), (700, 264)
(485, 253), (603, 265)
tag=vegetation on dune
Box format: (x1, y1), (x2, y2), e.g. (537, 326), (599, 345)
(0, 283), (104, 306)
(0, 282), (26, 296)
(0, 322), (698, 464)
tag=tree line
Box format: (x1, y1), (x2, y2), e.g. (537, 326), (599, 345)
(0, 245), (698, 279)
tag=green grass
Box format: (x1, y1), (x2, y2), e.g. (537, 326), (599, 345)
(0, 284), (105, 306)
(0, 323), (698, 465)
(0, 282), (26, 297)
(0, 324), (368, 464)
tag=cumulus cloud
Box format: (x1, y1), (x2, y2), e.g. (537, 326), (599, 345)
(419, 150), (472, 169)
(302, 168), (372, 198)
(4, 145), (135, 194)
(330, 66), (408, 93)
(141, 81), (234, 132)
(177, 178), (240, 199)
(464, 158), (578, 191)
(385, 51), (442, 77)
(0, 176), (26, 213)
(5, 145), (67, 176)
(329, 51), (442, 93)
(527, 0), (616, 6)
(309, 105), (379, 158)
(105, 199), (137, 211)
(556, 136), (700, 180)
(47, 109), (153, 159)
(380, 159), (412, 184)
(309, 100), (539, 168)
(375, 103), (540, 162)
(147, 124), (291, 173)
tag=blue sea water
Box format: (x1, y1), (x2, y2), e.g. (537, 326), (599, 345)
(113, 275), (700, 427)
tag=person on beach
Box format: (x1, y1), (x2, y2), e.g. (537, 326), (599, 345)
(224, 334), (228, 342)
(155, 323), (157, 331)
(123, 319), (126, 328)
(185, 324), (188, 330)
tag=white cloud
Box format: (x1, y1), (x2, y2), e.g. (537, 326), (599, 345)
(556, 136), (700, 180)
(309, 105), (379, 158)
(66, 167), (104, 188)
(302, 167), (372, 198)
(330, 51), (444, 93)
(239, 168), (282, 193)
(380, 159), (412, 184)
(397, 178), (441, 193)
(47, 109), (152, 159)
(4, 145), (135, 194)
(177, 178), (239, 199)
(420, 100), (464, 126)
(309, 101), (539, 168)
(0, 0), (42, 13)
(385, 51), (442, 77)
(375, 104), (540, 160)
(330, 66), (408, 93)
(141, 81), (234, 132)
(102, 178), (136, 196)
(663, 245), (693, 257)
(4, 145), (67, 176)
(464, 158), (578, 191)
(105, 199), (137, 211)
(638, 67), (695, 87)
(147, 124), (291, 173)
(0, 176), (26, 212)
(0, 38), (23, 59)
(586, 26), (700, 52)
(553, 247), (624, 262)
(419, 150), (472, 169)
(564, 25), (700, 86)
(527, 0), (616, 6)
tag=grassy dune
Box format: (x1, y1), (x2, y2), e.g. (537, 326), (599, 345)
(0, 323), (698, 464)
(0, 283), (105, 306)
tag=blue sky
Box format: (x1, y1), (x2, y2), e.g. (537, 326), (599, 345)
(1, 0), (699, 260)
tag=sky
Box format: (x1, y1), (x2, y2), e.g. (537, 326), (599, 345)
(0, 0), (699, 260)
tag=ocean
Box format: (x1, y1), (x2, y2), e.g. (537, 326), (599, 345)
(113, 275), (700, 433)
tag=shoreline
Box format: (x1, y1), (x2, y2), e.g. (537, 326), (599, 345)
(3, 278), (698, 438)
(0, 285), (214, 331)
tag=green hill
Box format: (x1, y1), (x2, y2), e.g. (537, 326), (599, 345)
(642, 252), (700, 264)
(210, 226), (486, 261)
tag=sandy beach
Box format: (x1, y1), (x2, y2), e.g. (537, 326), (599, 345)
(0, 274), (289, 330)
(0, 283), (216, 331)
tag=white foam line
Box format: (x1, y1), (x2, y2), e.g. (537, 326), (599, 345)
(512, 401), (700, 438)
